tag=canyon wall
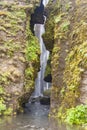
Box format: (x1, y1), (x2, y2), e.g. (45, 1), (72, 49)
(0, 0), (40, 116)
(44, 0), (87, 119)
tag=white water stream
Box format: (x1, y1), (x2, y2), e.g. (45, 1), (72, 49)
(34, 0), (50, 97)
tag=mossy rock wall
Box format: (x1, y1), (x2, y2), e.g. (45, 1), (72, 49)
(44, 0), (87, 119)
(0, 0), (40, 116)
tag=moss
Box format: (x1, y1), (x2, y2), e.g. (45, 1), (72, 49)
(25, 67), (34, 80)
(0, 4), (26, 36)
(0, 89), (6, 115)
(0, 86), (5, 94)
(54, 16), (70, 40)
(65, 104), (87, 125)
(51, 44), (60, 69)
(25, 16), (40, 63)
(25, 37), (40, 62)
(64, 41), (87, 90)
(0, 72), (10, 85)
(45, 0), (87, 124)
(3, 108), (13, 116)
(0, 102), (6, 115)
(58, 42), (87, 117)
(24, 15), (40, 93)
(0, 0), (40, 116)
(0, 85), (13, 116)
(17, 10), (40, 108)
(42, 14), (54, 52)
(44, 64), (51, 78)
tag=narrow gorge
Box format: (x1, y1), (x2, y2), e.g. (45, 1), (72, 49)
(0, 0), (87, 130)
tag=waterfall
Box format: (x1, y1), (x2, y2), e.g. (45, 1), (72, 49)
(43, 0), (49, 6)
(34, 0), (50, 97)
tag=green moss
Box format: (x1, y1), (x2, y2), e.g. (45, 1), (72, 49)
(0, 86), (4, 94)
(25, 18), (40, 63)
(65, 104), (87, 125)
(54, 19), (70, 40)
(4, 40), (20, 57)
(0, 0), (40, 116)
(24, 15), (40, 95)
(0, 4), (26, 37)
(45, 64), (51, 78)
(25, 38), (40, 62)
(42, 15), (54, 52)
(45, 0), (87, 124)
(64, 41), (87, 91)
(12, 10), (26, 20)
(25, 67), (34, 80)
(4, 108), (13, 116)
(0, 71), (11, 85)
(60, 21), (70, 32)
(0, 99), (6, 115)
(56, 41), (87, 119)
(0, 26), (6, 31)
(65, 2), (72, 11)
(55, 14), (62, 24)
(51, 44), (60, 67)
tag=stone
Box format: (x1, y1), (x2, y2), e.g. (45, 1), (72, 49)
(43, 88), (51, 97)
(40, 96), (50, 105)
(44, 74), (52, 82)
(30, 0), (46, 33)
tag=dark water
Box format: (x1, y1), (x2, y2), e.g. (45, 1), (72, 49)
(0, 103), (85, 130)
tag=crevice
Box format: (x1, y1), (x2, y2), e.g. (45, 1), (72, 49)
(30, 0), (45, 34)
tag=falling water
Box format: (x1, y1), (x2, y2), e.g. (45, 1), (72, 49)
(43, 0), (49, 6)
(34, 0), (50, 97)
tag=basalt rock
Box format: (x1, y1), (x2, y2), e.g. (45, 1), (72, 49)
(40, 96), (50, 105)
(44, 57), (52, 82)
(30, 0), (45, 34)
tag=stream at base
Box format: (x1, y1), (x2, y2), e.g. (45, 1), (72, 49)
(0, 103), (85, 130)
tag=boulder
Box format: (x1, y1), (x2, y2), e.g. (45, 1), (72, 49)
(40, 96), (50, 105)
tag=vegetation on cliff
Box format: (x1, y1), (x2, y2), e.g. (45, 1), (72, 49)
(44, 0), (87, 125)
(0, 0), (40, 116)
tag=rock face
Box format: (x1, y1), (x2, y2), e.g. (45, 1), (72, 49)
(44, 58), (52, 82)
(43, 0), (87, 118)
(0, 0), (40, 116)
(80, 71), (87, 104)
(40, 96), (50, 105)
(30, 0), (45, 34)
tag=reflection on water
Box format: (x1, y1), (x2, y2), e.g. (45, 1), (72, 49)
(48, 118), (85, 130)
(0, 103), (86, 130)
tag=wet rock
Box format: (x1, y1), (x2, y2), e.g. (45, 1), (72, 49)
(44, 58), (52, 83)
(44, 74), (52, 82)
(30, 97), (40, 103)
(43, 88), (51, 97)
(40, 96), (50, 105)
(30, 0), (46, 33)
